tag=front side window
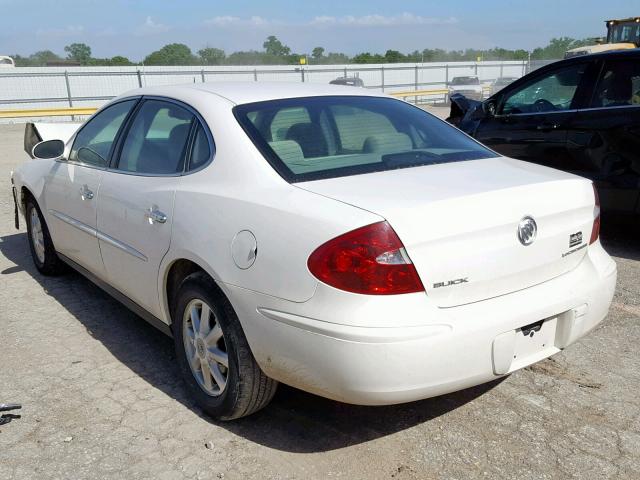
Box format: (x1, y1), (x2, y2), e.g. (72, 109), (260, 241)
(117, 100), (194, 175)
(501, 64), (587, 115)
(69, 99), (136, 167)
(591, 60), (640, 108)
(234, 96), (498, 182)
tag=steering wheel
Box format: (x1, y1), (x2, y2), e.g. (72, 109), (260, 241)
(533, 98), (556, 113)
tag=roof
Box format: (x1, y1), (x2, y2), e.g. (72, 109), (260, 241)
(130, 81), (386, 106)
(562, 47), (640, 62)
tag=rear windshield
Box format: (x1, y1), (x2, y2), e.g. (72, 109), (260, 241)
(451, 77), (479, 85)
(233, 96), (497, 182)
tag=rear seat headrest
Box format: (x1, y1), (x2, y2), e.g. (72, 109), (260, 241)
(363, 132), (412, 152)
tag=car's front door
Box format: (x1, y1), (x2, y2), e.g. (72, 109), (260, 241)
(97, 98), (196, 318)
(568, 57), (640, 213)
(474, 62), (594, 169)
(44, 99), (138, 277)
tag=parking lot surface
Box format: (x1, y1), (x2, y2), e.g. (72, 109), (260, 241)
(0, 122), (639, 479)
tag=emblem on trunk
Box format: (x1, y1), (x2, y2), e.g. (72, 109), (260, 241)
(517, 216), (537, 246)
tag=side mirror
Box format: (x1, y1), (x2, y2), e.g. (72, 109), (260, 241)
(482, 99), (497, 117)
(32, 139), (65, 160)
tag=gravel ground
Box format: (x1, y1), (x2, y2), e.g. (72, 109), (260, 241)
(0, 122), (639, 480)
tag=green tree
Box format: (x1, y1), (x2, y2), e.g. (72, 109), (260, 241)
(324, 52), (350, 64)
(198, 47), (225, 65)
(109, 55), (133, 66)
(64, 43), (92, 65)
(144, 43), (196, 65)
(28, 50), (62, 66)
(311, 47), (325, 60)
(263, 35), (291, 57)
(384, 50), (405, 63)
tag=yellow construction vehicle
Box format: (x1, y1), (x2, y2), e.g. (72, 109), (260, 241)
(565, 17), (640, 58)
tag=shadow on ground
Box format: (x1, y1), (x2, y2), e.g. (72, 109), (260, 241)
(0, 231), (505, 453)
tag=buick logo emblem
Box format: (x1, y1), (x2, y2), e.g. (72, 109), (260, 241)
(517, 216), (537, 246)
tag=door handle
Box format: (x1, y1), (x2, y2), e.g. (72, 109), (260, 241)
(80, 185), (94, 200)
(146, 207), (167, 224)
(536, 123), (559, 131)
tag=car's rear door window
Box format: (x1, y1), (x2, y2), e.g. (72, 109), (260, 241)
(116, 100), (194, 175)
(187, 121), (212, 171)
(591, 59), (640, 108)
(234, 95), (498, 182)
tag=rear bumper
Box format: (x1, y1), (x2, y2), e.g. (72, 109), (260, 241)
(225, 241), (616, 405)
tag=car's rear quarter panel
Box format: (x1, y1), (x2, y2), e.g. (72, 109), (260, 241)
(158, 96), (382, 318)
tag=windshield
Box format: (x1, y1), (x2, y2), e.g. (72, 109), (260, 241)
(451, 77), (479, 85)
(234, 96), (498, 182)
(608, 23), (640, 44)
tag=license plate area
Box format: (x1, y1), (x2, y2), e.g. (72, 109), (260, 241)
(492, 316), (561, 375)
(510, 316), (558, 372)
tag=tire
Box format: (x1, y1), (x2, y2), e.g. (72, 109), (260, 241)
(173, 271), (278, 420)
(25, 198), (67, 276)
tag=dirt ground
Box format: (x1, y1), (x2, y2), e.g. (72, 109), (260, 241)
(0, 121), (639, 479)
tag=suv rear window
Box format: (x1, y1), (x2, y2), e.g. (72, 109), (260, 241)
(234, 96), (497, 182)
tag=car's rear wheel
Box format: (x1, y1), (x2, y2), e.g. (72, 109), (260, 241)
(173, 271), (277, 420)
(25, 198), (67, 276)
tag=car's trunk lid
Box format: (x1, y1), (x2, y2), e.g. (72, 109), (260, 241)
(297, 157), (595, 307)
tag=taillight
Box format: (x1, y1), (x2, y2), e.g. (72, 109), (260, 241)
(307, 221), (425, 295)
(590, 183), (600, 245)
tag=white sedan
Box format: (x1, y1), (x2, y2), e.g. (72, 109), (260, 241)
(11, 83), (616, 420)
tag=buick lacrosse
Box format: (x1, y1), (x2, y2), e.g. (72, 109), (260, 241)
(11, 83), (616, 419)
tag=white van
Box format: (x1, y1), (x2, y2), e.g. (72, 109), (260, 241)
(0, 56), (15, 68)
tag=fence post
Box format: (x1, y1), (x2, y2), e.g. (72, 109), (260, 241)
(445, 64), (449, 103)
(474, 63), (478, 75)
(414, 65), (419, 104)
(201, 69), (205, 83)
(344, 66), (347, 78)
(381, 66), (385, 92)
(137, 70), (143, 87)
(301, 68), (305, 82)
(500, 63), (504, 78)
(253, 69), (258, 81)
(64, 71), (73, 107)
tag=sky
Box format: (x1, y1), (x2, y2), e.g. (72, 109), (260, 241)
(1, 0), (639, 60)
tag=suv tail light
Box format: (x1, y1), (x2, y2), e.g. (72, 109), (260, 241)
(590, 183), (600, 245)
(307, 221), (425, 295)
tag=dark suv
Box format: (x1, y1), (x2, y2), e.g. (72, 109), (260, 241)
(448, 50), (640, 214)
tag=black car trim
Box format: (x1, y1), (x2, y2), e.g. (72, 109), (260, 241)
(495, 109), (579, 119)
(57, 252), (173, 337)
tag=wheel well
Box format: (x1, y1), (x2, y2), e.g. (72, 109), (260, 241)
(21, 186), (34, 206)
(165, 259), (230, 325)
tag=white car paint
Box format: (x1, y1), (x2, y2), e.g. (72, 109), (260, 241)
(11, 82), (616, 406)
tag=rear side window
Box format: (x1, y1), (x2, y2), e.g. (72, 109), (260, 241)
(591, 60), (640, 108)
(117, 100), (194, 175)
(234, 95), (497, 183)
(70, 99), (136, 167)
